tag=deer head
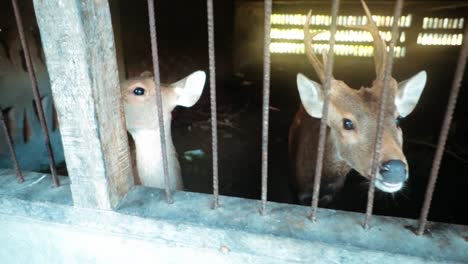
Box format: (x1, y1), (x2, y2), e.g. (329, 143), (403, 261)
(121, 70), (206, 189)
(297, 0), (427, 193)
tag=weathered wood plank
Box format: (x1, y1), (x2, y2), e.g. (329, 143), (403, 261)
(32, 0), (133, 209)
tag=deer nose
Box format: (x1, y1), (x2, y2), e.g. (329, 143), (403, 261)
(379, 160), (407, 183)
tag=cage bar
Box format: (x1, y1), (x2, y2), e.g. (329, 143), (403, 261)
(310, 0), (340, 222)
(0, 107), (24, 183)
(364, 0), (404, 229)
(147, 0), (173, 203)
(260, 0), (272, 215)
(206, 0), (220, 209)
(417, 26), (468, 236)
(11, 0), (59, 186)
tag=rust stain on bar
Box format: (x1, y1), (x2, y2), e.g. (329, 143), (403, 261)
(260, 0), (272, 215)
(147, 0), (173, 203)
(207, 0), (220, 209)
(364, 0), (404, 229)
(417, 26), (468, 236)
(310, 0), (340, 222)
(11, 0), (59, 186)
(0, 108), (24, 183)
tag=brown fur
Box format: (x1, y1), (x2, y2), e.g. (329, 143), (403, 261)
(287, 1), (427, 205)
(289, 79), (405, 204)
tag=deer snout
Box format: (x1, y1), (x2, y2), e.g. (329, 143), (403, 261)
(375, 160), (407, 193)
(380, 160), (407, 183)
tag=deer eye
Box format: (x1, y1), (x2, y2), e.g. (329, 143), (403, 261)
(396, 116), (403, 127)
(342, 119), (355, 130)
(133, 87), (145, 96)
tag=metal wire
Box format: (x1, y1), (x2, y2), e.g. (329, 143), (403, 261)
(147, 0), (173, 203)
(364, 0), (404, 229)
(260, 0), (272, 215)
(11, 0), (59, 186)
(417, 26), (468, 236)
(207, 0), (220, 209)
(0, 107), (24, 183)
(309, 0), (340, 222)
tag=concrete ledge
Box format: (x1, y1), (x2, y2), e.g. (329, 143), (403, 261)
(0, 169), (467, 263)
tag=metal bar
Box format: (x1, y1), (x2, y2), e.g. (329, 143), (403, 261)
(147, 0), (173, 203)
(260, 0), (272, 215)
(417, 26), (468, 236)
(309, 0), (340, 222)
(11, 0), (59, 186)
(0, 107), (24, 183)
(207, 0), (220, 209)
(364, 0), (404, 229)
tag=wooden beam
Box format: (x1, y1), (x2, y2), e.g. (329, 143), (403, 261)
(32, 0), (134, 209)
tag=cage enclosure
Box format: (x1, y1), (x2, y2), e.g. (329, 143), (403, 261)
(0, 0), (467, 240)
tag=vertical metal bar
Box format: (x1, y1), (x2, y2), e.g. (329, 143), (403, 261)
(364, 0), (403, 229)
(207, 0), (220, 209)
(0, 107), (24, 183)
(260, 0), (272, 215)
(417, 26), (468, 236)
(11, 0), (59, 186)
(310, 0), (340, 222)
(147, 0), (173, 203)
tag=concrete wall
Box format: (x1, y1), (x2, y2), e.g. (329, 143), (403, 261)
(0, 169), (467, 264)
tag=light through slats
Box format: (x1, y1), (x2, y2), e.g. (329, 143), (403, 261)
(422, 17), (465, 30)
(417, 33), (464, 46)
(271, 14), (412, 27)
(270, 42), (406, 57)
(271, 28), (406, 43)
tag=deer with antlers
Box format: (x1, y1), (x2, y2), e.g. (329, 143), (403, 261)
(289, 0), (427, 205)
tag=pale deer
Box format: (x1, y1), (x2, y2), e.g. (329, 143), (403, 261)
(289, 1), (427, 205)
(121, 71), (206, 190)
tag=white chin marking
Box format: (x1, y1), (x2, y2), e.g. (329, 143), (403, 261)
(374, 173), (404, 193)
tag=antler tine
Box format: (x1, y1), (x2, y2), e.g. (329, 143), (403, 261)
(346, 0), (387, 80)
(304, 10), (326, 83)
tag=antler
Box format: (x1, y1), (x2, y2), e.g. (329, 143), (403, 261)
(347, 0), (388, 80)
(303, 10), (329, 83)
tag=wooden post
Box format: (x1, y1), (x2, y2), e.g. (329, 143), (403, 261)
(32, 0), (134, 209)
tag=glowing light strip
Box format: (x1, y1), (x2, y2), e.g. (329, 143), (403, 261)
(270, 28), (406, 43)
(417, 33), (464, 46)
(271, 14), (412, 27)
(270, 42), (406, 57)
(422, 17), (465, 29)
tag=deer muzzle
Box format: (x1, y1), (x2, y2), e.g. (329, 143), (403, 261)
(375, 160), (408, 193)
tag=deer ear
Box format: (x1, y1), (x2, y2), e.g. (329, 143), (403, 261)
(171, 71), (206, 107)
(139, 71), (153, 78)
(297, 73), (324, 118)
(395, 70), (427, 117)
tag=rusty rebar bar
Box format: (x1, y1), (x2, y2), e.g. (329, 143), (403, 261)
(11, 0), (59, 186)
(309, 0), (340, 222)
(207, 0), (220, 209)
(0, 107), (24, 183)
(147, 0), (173, 203)
(260, 0), (272, 215)
(417, 26), (468, 236)
(364, 0), (404, 229)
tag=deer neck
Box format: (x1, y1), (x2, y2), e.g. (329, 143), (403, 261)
(130, 123), (183, 190)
